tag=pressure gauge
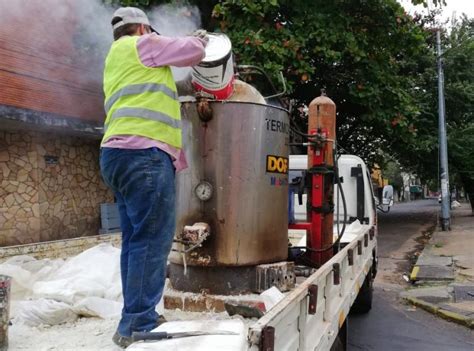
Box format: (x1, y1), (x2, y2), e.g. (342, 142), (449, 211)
(195, 181), (213, 201)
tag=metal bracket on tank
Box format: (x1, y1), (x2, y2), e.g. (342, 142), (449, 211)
(172, 222), (210, 254)
(254, 261), (296, 293)
(197, 98), (213, 122)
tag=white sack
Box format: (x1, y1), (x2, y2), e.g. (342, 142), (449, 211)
(0, 256), (64, 299)
(126, 319), (247, 351)
(5, 244), (123, 327)
(14, 298), (77, 326)
(73, 296), (122, 319)
(32, 244), (121, 304)
(260, 286), (285, 311)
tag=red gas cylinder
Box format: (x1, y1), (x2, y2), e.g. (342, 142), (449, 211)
(307, 92), (336, 265)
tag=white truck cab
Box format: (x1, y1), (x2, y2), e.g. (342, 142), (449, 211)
(289, 154), (377, 245)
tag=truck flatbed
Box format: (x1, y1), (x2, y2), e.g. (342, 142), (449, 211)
(7, 223), (374, 351)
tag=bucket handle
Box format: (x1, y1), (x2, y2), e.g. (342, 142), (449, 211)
(236, 65), (287, 99)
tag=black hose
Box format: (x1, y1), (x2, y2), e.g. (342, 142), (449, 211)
(377, 204), (391, 213)
(290, 125), (319, 139)
(332, 152), (347, 251)
(289, 145), (348, 254)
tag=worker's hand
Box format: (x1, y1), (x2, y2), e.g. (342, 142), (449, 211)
(192, 29), (209, 43)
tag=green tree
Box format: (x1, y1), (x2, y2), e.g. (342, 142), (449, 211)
(442, 17), (474, 210)
(391, 15), (474, 211)
(445, 17), (474, 211)
(107, 0), (433, 168)
(212, 0), (434, 168)
(383, 161), (404, 197)
(109, 1), (474, 210)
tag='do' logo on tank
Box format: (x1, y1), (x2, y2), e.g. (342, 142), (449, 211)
(266, 155), (288, 174)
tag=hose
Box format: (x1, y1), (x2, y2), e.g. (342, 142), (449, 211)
(289, 143), (348, 254)
(334, 145), (348, 250)
(290, 125), (321, 139)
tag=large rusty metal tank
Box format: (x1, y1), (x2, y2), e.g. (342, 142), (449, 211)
(169, 100), (289, 294)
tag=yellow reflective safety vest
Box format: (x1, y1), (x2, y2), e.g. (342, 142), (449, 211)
(102, 36), (181, 149)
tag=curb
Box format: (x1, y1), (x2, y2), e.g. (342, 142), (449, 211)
(410, 266), (419, 281)
(404, 296), (474, 329)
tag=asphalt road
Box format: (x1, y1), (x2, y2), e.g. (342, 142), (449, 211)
(348, 199), (474, 351)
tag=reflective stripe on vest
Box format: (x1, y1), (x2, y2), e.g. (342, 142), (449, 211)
(102, 36), (181, 148)
(104, 83), (178, 114)
(104, 107), (181, 131)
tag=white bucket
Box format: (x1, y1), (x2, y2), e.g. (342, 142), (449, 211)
(192, 33), (234, 100)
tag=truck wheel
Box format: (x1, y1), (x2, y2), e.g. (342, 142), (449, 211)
(330, 317), (347, 351)
(351, 273), (373, 314)
(330, 336), (345, 351)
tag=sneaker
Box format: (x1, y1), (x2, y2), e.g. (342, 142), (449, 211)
(156, 315), (167, 327)
(112, 316), (167, 348)
(112, 331), (133, 348)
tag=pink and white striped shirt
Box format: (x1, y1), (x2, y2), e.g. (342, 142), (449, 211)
(102, 33), (206, 172)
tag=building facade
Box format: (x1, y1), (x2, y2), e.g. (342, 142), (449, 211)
(0, 1), (113, 246)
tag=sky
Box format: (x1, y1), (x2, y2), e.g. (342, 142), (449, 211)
(399, 0), (474, 22)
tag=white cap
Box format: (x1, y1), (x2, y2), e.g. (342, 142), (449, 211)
(111, 7), (159, 33)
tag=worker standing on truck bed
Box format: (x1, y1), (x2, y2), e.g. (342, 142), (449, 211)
(99, 7), (207, 348)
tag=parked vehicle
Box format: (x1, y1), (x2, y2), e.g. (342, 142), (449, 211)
(259, 154), (385, 350)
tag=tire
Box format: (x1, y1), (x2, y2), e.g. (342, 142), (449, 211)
(351, 272), (373, 314)
(330, 336), (345, 351)
(330, 316), (348, 351)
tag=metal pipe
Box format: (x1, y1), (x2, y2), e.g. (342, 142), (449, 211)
(436, 30), (451, 231)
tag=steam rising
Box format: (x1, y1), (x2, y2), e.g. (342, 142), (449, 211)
(150, 3), (201, 37)
(0, 0), (201, 84)
(150, 3), (202, 80)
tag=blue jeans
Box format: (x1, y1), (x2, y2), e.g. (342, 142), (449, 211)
(100, 147), (176, 337)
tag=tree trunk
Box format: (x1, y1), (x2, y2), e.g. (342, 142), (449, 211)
(468, 193), (474, 215)
(460, 174), (474, 215)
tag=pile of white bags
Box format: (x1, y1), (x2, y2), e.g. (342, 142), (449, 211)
(0, 244), (122, 326)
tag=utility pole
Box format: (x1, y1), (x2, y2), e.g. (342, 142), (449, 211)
(436, 29), (451, 231)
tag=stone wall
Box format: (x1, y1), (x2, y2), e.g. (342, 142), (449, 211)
(0, 130), (113, 246)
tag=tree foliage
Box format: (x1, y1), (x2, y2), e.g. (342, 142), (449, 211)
(212, 0), (433, 167)
(109, 0), (472, 206)
(443, 17), (474, 208)
(110, 1), (432, 169)
(397, 15), (474, 208)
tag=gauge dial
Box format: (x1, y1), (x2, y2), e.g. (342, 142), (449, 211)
(195, 181), (213, 201)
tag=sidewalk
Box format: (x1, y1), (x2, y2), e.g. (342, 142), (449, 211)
(401, 202), (474, 329)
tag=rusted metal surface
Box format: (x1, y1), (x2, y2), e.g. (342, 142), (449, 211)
(171, 102), (289, 269)
(260, 326), (275, 351)
(177, 222), (210, 244)
(170, 260), (294, 295)
(196, 98), (213, 122)
(333, 263), (341, 285)
(0, 275), (11, 351)
(255, 262), (296, 293)
(308, 284), (318, 315)
(0, 234), (120, 262)
(347, 248), (354, 266)
(169, 263), (256, 295)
